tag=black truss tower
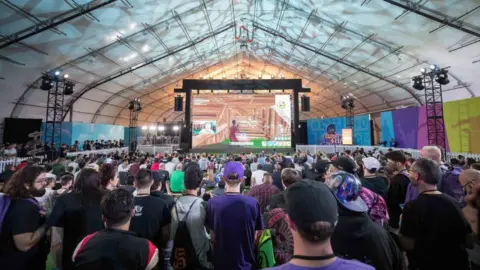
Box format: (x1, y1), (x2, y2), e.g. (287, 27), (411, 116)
(346, 107), (354, 129)
(423, 74), (446, 151)
(128, 109), (139, 152)
(44, 79), (65, 160)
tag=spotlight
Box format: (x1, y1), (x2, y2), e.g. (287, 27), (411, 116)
(141, 126), (147, 130)
(435, 70), (449, 85)
(136, 103), (142, 112)
(128, 101), (135, 110)
(63, 82), (75, 95)
(411, 76), (424, 90)
(173, 126), (179, 131)
(54, 71), (60, 76)
(281, 74), (285, 79)
(149, 125), (156, 131)
(430, 64), (437, 70)
(40, 76), (53, 91)
(158, 126), (165, 131)
(64, 74), (69, 79)
(258, 74), (262, 79)
(420, 68), (426, 73)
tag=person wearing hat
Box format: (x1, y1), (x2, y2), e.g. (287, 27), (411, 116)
(205, 161), (263, 270)
(361, 157), (388, 198)
(325, 172), (404, 270)
(329, 156), (357, 175)
(266, 179), (374, 270)
(305, 159), (331, 182)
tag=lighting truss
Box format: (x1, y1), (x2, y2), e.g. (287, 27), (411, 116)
(128, 98), (141, 152)
(340, 96), (355, 129)
(44, 75), (66, 160)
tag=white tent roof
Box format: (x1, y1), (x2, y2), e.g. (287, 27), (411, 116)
(1, 0), (479, 126)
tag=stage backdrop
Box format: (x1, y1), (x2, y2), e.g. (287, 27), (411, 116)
(307, 114), (372, 146)
(40, 122), (72, 146)
(443, 97), (480, 153)
(72, 123), (124, 143)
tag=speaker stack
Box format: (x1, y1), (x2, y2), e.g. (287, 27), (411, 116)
(301, 95), (310, 112)
(174, 95), (183, 111)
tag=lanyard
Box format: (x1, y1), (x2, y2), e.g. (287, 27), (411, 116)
(292, 254), (335, 260)
(419, 189), (437, 196)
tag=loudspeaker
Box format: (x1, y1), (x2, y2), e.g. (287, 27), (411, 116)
(174, 96), (183, 111)
(301, 95), (310, 112)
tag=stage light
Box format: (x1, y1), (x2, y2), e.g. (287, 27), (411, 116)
(199, 75), (203, 79)
(128, 101), (135, 110)
(420, 68), (426, 73)
(149, 125), (156, 131)
(258, 74), (262, 79)
(173, 126), (179, 131)
(158, 126), (165, 131)
(136, 103), (142, 112)
(281, 74), (285, 79)
(234, 75), (238, 79)
(435, 70), (449, 85)
(141, 126), (147, 130)
(430, 64), (437, 70)
(54, 71), (60, 76)
(63, 82), (75, 95)
(40, 76), (53, 91)
(412, 76), (424, 90)
(64, 74), (69, 78)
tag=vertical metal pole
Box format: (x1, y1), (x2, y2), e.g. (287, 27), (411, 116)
(293, 87), (300, 150)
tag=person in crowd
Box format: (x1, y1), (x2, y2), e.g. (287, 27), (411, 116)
(267, 179), (374, 270)
(400, 158), (472, 270)
(305, 159), (331, 182)
(250, 157), (259, 172)
(206, 161), (263, 270)
(167, 162), (185, 194)
(118, 158), (130, 173)
(99, 163), (118, 191)
(48, 168), (107, 270)
(325, 171), (404, 270)
(129, 169), (171, 268)
(0, 164), (16, 185)
(269, 168), (300, 211)
(212, 180), (226, 197)
(72, 188), (159, 269)
(150, 176), (175, 210)
(67, 156), (79, 173)
(248, 173), (280, 213)
(466, 158), (478, 169)
(329, 156), (357, 176)
(243, 163), (252, 186)
(139, 158), (148, 169)
(128, 158), (141, 176)
(87, 156), (100, 171)
(171, 163), (212, 269)
(272, 163), (284, 190)
(361, 157), (388, 198)
(35, 172), (56, 210)
(46, 173), (74, 214)
(165, 156), (177, 176)
(74, 160), (86, 182)
(199, 154), (209, 171)
(460, 169), (480, 269)
(150, 158), (160, 171)
(52, 157), (67, 178)
(252, 163), (267, 187)
(0, 166), (49, 270)
(385, 150), (410, 229)
(440, 158), (465, 205)
(264, 157), (274, 173)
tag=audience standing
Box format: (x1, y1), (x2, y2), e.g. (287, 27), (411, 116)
(248, 173), (280, 213)
(385, 151), (410, 229)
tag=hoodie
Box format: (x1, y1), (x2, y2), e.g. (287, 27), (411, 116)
(171, 196), (211, 268)
(332, 206), (405, 270)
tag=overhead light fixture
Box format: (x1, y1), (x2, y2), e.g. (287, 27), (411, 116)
(54, 71), (60, 76)
(141, 126), (147, 130)
(40, 76), (53, 91)
(173, 126), (179, 131)
(158, 126), (165, 131)
(430, 64), (437, 70)
(149, 125), (156, 131)
(420, 68), (426, 73)
(63, 82), (75, 95)
(63, 74), (69, 78)
(281, 74), (285, 79)
(435, 69), (449, 85)
(258, 74), (262, 79)
(411, 76), (424, 90)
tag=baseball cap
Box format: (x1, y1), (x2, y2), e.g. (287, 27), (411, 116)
(286, 179), (338, 232)
(331, 156), (356, 174)
(223, 161), (244, 180)
(325, 171), (367, 212)
(362, 157), (380, 171)
(309, 160), (332, 180)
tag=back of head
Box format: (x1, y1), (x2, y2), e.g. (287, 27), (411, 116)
(421, 146), (442, 163)
(99, 163), (115, 188)
(101, 188), (134, 227)
(412, 158), (440, 185)
(74, 168), (101, 192)
(281, 168), (300, 188)
(59, 173), (74, 187)
(257, 164), (264, 170)
(135, 169), (152, 189)
(384, 150), (407, 164)
(460, 169), (480, 194)
(184, 164), (203, 190)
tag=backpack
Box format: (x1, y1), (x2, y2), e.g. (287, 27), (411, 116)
(170, 200), (201, 270)
(256, 229), (276, 269)
(440, 167), (464, 205)
(0, 194), (39, 233)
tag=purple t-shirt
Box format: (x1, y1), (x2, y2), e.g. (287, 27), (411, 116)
(206, 194), (263, 270)
(266, 258), (374, 270)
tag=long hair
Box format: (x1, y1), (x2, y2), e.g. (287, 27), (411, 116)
(99, 163), (115, 188)
(74, 168), (106, 205)
(4, 166), (45, 199)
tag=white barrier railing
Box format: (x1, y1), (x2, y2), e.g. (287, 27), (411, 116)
(66, 147), (129, 157)
(137, 145), (174, 154)
(296, 145), (479, 160)
(0, 156), (44, 172)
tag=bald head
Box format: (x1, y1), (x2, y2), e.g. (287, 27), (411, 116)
(420, 146), (442, 163)
(460, 169), (480, 194)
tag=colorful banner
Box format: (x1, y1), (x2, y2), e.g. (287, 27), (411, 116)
(380, 111), (394, 144)
(443, 97), (480, 153)
(392, 106), (419, 149)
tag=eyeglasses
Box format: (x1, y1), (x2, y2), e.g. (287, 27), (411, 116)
(34, 178), (47, 184)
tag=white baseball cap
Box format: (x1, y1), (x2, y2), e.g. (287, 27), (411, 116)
(362, 157), (380, 171)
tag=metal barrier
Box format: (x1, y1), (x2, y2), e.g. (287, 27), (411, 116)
(0, 156), (44, 172)
(66, 147), (129, 157)
(137, 145), (174, 154)
(296, 145), (479, 160)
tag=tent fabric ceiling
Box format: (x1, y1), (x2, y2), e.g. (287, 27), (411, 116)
(0, 0), (478, 126)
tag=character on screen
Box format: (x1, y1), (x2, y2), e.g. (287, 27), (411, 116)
(229, 120), (239, 142)
(199, 122), (215, 135)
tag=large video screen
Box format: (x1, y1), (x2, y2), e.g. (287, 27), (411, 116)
(192, 94), (292, 150)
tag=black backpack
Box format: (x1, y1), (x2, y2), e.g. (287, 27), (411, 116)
(170, 200), (201, 270)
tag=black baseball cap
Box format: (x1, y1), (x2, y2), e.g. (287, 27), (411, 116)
(286, 179), (338, 233)
(312, 160), (332, 175)
(332, 156), (357, 174)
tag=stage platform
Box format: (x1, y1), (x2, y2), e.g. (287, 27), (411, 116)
(189, 144), (294, 154)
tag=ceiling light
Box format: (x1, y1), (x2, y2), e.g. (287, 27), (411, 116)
(54, 70), (60, 76)
(149, 125), (156, 131)
(411, 76), (424, 90)
(142, 45), (150, 52)
(64, 74), (69, 78)
(173, 126), (179, 131)
(40, 76), (53, 91)
(141, 126), (147, 130)
(63, 82), (75, 95)
(420, 68), (426, 73)
(435, 69), (450, 85)
(430, 64), (437, 70)
(158, 126), (165, 131)
(129, 23), (136, 30)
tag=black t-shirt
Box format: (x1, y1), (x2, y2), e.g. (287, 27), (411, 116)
(400, 193), (471, 270)
(129, 196), (172, 250)
(268, 191), (286, 211)
(150, 191), (175, 211)
(361, 176), (388, 198)
(386, 173), (410, 228)
(0, 199), (48, 270)
(47, 191), (105, 270)
(72, 228), (157, 270)
(332, 208), (404, 270)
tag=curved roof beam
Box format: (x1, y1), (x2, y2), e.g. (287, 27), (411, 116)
(253, 22), (423, 105)
(62, 23), (235, 120)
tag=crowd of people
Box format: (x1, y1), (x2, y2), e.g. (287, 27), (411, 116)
(0, 145), (480, 270)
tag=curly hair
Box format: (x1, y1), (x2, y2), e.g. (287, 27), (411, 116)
(99, 163), (115, 188)
(101, 188), (134, 227)
(3, 166), (45, 199)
